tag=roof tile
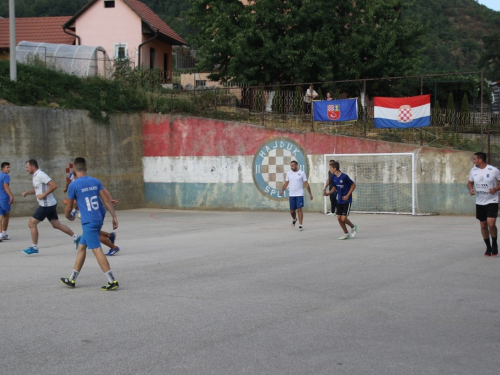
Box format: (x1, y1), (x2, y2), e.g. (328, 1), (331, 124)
(124, 0), (186, 45)
(0, 16), (75, 48)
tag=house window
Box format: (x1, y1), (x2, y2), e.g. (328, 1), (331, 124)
(114, 43), (128, 60)
(195, 80), (206, 87)
(104, 1), (115, 8)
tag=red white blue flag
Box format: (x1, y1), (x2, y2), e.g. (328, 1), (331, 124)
(313, 99), (358, 122)
(374, 94), (431, 128)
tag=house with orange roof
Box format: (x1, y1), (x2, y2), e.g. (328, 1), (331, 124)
(0, 16), (75, 60)
(62, 0), (186, 83)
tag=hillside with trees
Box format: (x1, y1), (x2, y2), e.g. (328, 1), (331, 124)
(0, 0), (499, 79)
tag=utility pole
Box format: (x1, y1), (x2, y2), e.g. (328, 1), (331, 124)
(9, 0), (16, 81)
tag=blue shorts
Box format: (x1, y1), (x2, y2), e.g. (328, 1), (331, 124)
(33, 204), (58, 222)
(289, 196), (304, 211)
(0, 199), (10, 215)
(80, 220), (103, 250)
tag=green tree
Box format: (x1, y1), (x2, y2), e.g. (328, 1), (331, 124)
(460, 92), (470, 112)
(461, 92), (470, 123)
(187, 0), (426, 85)
(478, 32), (500, 81)
(446, 92), (455, 124)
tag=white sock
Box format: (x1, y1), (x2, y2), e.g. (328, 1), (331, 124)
(72, 234), (79, 241)
(105, 270), (115, 283)
(33, 244), (38, 250)
(2, 231), (6, 236)
(70, 270), (80, 281)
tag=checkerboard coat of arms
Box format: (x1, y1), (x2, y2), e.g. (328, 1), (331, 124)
(397, 105), (413, 123)
(252, 138), (309, 200)
(327, 105), (341, 120)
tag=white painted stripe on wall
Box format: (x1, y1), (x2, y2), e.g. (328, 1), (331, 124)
(143, 156), (255, 183)
(143, 156), (326, 184)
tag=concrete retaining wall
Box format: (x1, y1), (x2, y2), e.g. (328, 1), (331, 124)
(142, 115), (475, 215)
(0, 105), (144, 217)
(0, 106), (474, 216)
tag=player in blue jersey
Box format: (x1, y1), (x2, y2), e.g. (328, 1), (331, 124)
(60, 157), (120, 290)
(323, 160), (337, 216)
(325, 162), (357, 240)
(0, 162), (14, 241)
(64, 172), (121, 256)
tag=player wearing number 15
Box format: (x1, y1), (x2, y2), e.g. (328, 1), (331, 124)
(61, 157), (120, 290)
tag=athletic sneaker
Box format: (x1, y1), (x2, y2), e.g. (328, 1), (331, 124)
(22, 246), (39, 255)
(109, 232), (116, 244)
(326, 212), (333, 216)
(299, 225), (303, 231)
(492, 247), (498, 256)
(291, 218), (297, 228)
(60, 277), (75, 288)
(339, 233), (350, 240)
(351, 224), (358, 238)
(106, 247), (120, 256)
(0, 234), (11, 240)
(74, 235), (81, 250)
(485, 248), (492, 257)
(101, 280), (119, 291)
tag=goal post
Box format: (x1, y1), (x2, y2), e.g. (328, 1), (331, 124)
(323, 153), (416, 215)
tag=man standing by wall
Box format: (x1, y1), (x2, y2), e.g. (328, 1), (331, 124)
(468, 152), (500, 256)
(281, 160), (313, 231)
(326, 161), (357, 240)
(323, 159), (337, 215)
(0, 162), (14, 241)
(22, 159), (80, 255)
(303, 84), (318, 116)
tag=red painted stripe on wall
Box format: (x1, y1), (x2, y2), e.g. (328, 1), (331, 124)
(142, 114), (455, 157)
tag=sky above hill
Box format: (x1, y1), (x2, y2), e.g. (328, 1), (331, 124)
(477, 0), (500, 11)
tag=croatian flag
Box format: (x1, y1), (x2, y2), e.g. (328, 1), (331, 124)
(313, 99), (358, 122)
(374, 95), (431, 128)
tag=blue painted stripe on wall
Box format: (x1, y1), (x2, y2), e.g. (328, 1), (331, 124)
(145, 182), (475, 215)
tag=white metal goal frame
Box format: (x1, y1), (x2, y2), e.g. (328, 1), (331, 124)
(323, 153), (416, 215)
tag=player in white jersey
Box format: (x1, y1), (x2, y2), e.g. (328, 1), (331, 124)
(280, 160), (313, 231)
(21, 159), (80, 255)
(467, 152), (500, 256)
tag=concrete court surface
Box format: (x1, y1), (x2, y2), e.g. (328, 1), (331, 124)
(0, 208), (499, 375)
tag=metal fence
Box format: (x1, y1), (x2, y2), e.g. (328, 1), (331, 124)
(161, 73), (499, 151)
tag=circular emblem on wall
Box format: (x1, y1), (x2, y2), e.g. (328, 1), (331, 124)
(252, 138), (309, 200)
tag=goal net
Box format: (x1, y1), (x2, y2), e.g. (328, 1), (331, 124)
(324, 153), (416, 215)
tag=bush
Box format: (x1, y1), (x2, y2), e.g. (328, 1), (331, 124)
(0, 60), (168, 123)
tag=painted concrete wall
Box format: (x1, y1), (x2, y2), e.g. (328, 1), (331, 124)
(0, 105), (475, 216)
(142, 115), (475, 215)
(0, 105), (144, 217)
